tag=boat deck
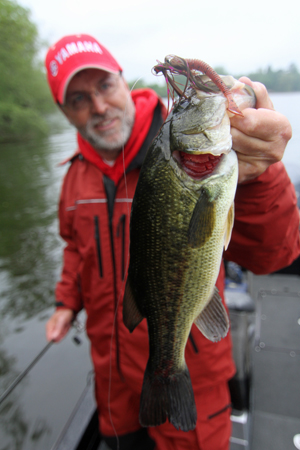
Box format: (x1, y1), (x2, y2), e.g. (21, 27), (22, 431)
(51, 271), (300, 450)
(230, 272), (300, 450)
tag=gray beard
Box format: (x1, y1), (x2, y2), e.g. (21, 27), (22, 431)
(78, 107), (135, 152)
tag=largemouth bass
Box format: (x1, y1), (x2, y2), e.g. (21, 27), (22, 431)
(123, 69), (256, 431)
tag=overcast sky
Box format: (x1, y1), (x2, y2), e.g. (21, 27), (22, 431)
(18, 0), (299, 85)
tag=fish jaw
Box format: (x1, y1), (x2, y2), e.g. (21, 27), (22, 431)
(172, 152), (224, 179)
(168, 75), (255, 182)
(169, 75), (256, 159)
(170, 146), (238, 192)
(170, 92), (232, 157)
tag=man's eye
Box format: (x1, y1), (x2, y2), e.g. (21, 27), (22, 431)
(100, 82), (112, 92)
(71, 94), (86, 106)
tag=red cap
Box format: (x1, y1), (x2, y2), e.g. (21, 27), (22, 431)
(45, 34), (122, 104)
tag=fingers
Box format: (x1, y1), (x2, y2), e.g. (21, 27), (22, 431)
(232, 108), (277, 140)
(230, 78), (292, 183)
(46, 309), (74, 343)
(231, 108), (291, 153)
(238, 77), (274, 110)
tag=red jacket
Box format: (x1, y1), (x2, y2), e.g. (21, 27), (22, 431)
(55, 90), (300, 437)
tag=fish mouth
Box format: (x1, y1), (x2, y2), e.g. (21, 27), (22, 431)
(173, 151), (223, 179)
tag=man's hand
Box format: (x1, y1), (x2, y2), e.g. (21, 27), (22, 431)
(230, 77), (292, 183)
(46, 309), (74, 343)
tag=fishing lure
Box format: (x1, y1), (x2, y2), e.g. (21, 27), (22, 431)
(153, 55), (244, 116)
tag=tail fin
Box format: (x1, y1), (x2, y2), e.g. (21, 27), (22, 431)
(139, 362), (197, 432)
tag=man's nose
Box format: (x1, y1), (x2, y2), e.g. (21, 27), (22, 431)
(90, 92), (108, 115)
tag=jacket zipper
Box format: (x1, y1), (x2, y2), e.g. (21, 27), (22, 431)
(117, 214), (126, 280)
(94, 216), (103, 278)
(108, 214), (124, 381)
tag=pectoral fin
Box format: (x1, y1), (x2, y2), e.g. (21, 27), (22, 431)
(123, 277), (144, 332)
(194, 287), (229, 342)
(188, 189), (215, 248)
(224, 203), (234, 250)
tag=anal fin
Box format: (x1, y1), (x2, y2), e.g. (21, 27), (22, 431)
(194, 287), (229, 342)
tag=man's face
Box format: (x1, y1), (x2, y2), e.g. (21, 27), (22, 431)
(62, 69), (135, 159)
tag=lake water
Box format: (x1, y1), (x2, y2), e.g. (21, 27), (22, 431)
(0, 115), (93, 449)
(0, 92), (299, 449)
(269, 92), (300, 187)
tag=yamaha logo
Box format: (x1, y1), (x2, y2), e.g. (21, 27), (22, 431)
(50, 60), (58, 77)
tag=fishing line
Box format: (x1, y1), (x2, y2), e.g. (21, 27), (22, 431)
(107, 76), (142, 449)
(0, 341), (53, 406)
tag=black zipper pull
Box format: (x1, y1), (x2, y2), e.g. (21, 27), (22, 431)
(117, 214), (126, 280)
(94, 216), (103, 278)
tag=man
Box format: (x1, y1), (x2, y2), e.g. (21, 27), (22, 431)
(45, 34), (300, 450)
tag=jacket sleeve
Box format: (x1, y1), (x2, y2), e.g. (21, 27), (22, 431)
(55, 175), (83, 313)
(224, 161), (300, 274)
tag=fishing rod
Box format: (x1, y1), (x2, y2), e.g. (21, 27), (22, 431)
(0, 317), (85, 406)
(0, 341), (53, 406)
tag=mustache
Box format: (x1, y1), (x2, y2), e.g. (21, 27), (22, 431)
(88, 110), (123, 126)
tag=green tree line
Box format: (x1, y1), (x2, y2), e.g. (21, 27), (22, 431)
(1, 0), (300, 143)
(245, 64), (300, 92)
(0, 0), (54, 143)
